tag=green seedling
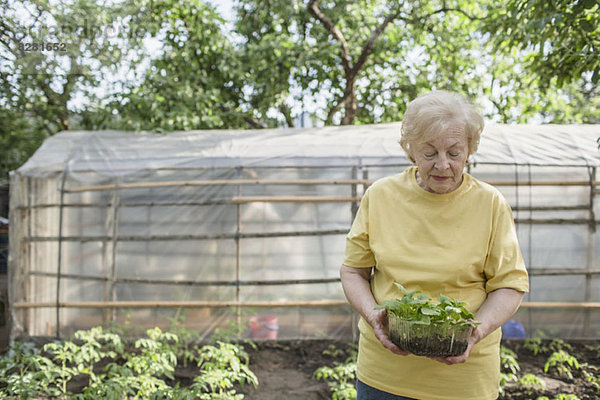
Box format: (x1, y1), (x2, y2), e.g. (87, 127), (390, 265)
(524, 337), (547, 355)
(315, 344), (358, 400)
(499, 345), (520, 395)
(544, 350), (581, 380)
(376, 283), (479, 328)
(536, 394), (582, 400)
(519, 373), (546, 395)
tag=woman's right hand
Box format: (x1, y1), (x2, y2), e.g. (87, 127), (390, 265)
(340, 264), (410, 356)
(366, 308), (411, 356)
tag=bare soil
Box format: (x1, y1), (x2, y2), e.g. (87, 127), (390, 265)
(232, 338), (599, 400)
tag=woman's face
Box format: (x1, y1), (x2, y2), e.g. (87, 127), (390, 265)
(410, 124), (470, 194)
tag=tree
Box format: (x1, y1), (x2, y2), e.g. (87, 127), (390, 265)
(89, 0), (259, 131)
(235, 0), (495, 126)
(235, 0), (600, 126)
(0, 0), (146, 179)
(485, 0), (600, 87)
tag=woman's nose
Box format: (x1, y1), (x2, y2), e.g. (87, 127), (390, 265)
(434, 155), (450, 169)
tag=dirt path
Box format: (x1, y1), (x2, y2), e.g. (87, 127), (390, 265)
(239, 340), (350, 400)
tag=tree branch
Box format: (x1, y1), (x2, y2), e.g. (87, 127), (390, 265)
(352, 9), (402, 79)
(243, 115), (268, 129)
(420, 4), (483, 22)
(279, 102), (295, 128)
(325, 96), (345, 125)
(307, 0), (352, 74)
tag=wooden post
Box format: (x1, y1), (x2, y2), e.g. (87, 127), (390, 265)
(109, 180), (120, 323)
(55, 172), (68, 338)
(24, 178), (32, 336)
(584, 166), (596, 336)
(236, 168), (242, 331)
(350, 167), (358, 223)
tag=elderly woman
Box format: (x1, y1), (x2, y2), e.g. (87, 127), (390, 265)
(341, 90), (529, 400)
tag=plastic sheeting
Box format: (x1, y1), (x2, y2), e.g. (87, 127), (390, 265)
(8, 123), (600, 340)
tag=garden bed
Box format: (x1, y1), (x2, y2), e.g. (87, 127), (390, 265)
(0, 328), (597, 399)
(239, 338), (599, 400)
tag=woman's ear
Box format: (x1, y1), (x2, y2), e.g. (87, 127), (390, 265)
(407, 145), (416, 164)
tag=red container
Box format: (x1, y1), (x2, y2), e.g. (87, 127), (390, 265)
(250, 316), (279, 339)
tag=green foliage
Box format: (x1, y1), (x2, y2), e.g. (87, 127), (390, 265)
(485, 0), (600, 87)
(168, 312), (202, 368)
(377, 283), (479, 328)
(544, 350), (581, 380)
(0, 0), (148, 179)
(581, 364), (600, 393)
(322, 344), (348, 358)
(499, 345), (520, 394)
(95, 0), (253, 132)
(314, 343), (357, 400)
(524, 337), (573, 356)
(210, 314), (253, 346)
(524, 337), (547, 355)
(536, 395), (582, 400)
(191, 341), (258, 399)
(0, 325), (258, 399)
(3, 0), (599, 180)
(519, 373), (546, 395)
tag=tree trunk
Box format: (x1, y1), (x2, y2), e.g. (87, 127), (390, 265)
(341, 81), (357, 125)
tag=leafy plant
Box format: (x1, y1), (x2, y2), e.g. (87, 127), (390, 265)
(168, 312), (202, 367)
(208, 309), (257, 356)
(548, 339), (572, 353)
(0, 341), (54, 398)
(524, 337), (546, 355)
(0, 325), (259, 399)
(519, 373), (546, 395)
(376, 283), (479, 328)
(190, 341), (258, 399)
(581, 363), (600, 393)
(535, 394), (581, 400)
(315, 344), (358, 400)
(499, 345), (520, 395)
(544, 350), (581, 380)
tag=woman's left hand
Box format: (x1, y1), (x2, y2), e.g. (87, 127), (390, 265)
(429, 288), (525, 365)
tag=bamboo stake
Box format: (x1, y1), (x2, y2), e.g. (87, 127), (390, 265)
(25, 215), (600, 244)
(24, 229), (350, 243)
(11, 300), (600, 309)
(519, 302), (600, 309)
(27, 269), (600, 284)
(17, 201), (597, 212)
(231, 196), (363, 203)
(527, 268), (600, 276)
(61, 178), (600, 194)
(12, 299), (350, 308)
(64, 179), (373, 193)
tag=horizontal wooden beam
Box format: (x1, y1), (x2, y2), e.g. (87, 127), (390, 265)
(11, 301), (600, 310)
(12, 300), (349, 309)
(24, 228), (349, 242)
(27, 268), (600, 285)
(28, 271), (342, 286)
(520, 302), (600, 309)
(62, 178), (600, 194)
(64, 179), (373, 193)
(231, 196), (362, 203)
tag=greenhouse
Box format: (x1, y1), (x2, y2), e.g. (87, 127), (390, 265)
(8, 122), (600, 341)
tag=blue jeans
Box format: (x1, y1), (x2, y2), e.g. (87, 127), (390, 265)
(356, 379), (418, 400)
